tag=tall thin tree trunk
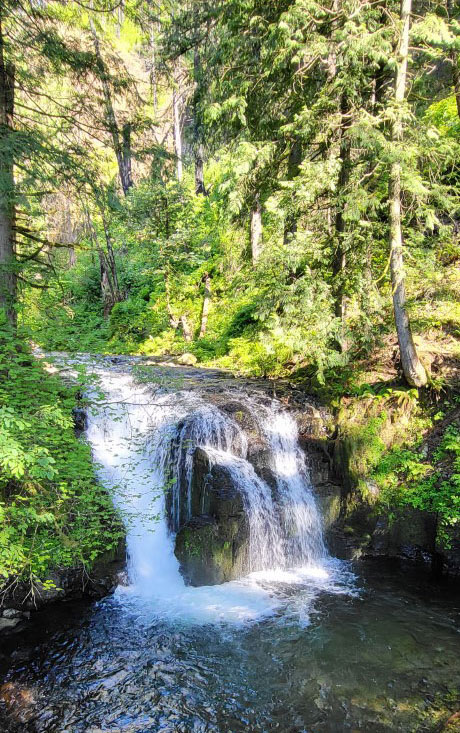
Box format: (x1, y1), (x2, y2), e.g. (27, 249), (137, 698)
(193, 50), (207, 195)
(250, 196), (263, 264)
(0, 15), (15, 326)
(180, 314), (193, 342)
(149, 23), (158, 112)
(388, 0), (427, 387)
(173, 76), (183, 182)
(198, 272), (211, 338)
(85, 203), (122, 317)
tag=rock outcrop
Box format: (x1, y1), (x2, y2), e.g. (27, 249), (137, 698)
(1, 541), (125, 622)
(175, 448), (249, 585)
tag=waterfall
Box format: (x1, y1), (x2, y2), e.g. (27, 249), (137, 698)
(261, 409), (326, 566)
(82, 361), (333, 623)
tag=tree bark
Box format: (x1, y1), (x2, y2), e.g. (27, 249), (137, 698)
(198, 272), (211, 338)
(180, 314), (193, 342)
(85, 203), (122, 317)
(90, 19), (132, 196)
(0, 15), (15, 326)
(388, 0), (427, 387)
(250, 196), (263, 264)
(173, 79), (183, 182)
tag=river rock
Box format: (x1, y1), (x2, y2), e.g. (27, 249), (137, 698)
(175, 515), (248, 586)
(177, 353), (198, 366)
(174, 448), (249, 585)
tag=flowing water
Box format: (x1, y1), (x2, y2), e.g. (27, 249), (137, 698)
(1, 358), (459, 732)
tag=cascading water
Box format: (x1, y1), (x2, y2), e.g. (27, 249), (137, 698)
(82, 360), (339, 623)
(261, 408), (326, 566)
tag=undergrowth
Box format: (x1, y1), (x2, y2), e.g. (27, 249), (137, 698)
(0, 321), (123, 600)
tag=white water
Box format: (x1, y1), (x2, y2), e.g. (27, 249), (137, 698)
(83, 363), (348, 625)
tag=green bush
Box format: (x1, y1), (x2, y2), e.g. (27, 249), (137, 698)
(0, 324), (123, 592)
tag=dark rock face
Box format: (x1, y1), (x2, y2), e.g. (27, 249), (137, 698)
(1, 541), (125, 620)
(72, 406), (88, 435)
(174, 449), (249, 586)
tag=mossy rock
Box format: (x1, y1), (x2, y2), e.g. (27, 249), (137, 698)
(175, 515), (249, 586)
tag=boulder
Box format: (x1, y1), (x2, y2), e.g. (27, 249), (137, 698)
(177, 353), (198, 366)
(175, 515), (249, 586)
(174, 448), (249, 585)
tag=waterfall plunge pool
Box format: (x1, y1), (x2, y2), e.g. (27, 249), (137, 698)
(1, 357), (459, 732)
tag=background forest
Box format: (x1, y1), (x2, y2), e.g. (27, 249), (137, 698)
(0, 0), (459, 589)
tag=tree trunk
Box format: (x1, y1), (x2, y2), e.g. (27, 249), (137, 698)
(173, 82), (183, 182)
(0, 15), (15, 327)
(193, 50), (207, 195)
(447, 0), (460, 118)
(165, 277), (179, 329)
(180, 314), (193, 342)
(198, 273), (211, 338)
(90, 19), (132, 196)
(250, 197), (263, 264)
(388, 0), (427, 387)
(85, 203), (122, 317)
(121, 122), (132, 192)
(283, 139), (302, 245)
(149, 23), (158, 112)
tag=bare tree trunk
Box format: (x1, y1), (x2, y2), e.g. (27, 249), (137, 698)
(121, 122), (132, 192)
(165, 277), (179, 329)
(388, 0), (427, 387)
(180, 314), (193, 342)
(193, 50), (207, 196)
(250, 196), (263, 264)
(447, 0), (460, 118)
(90, 19), (132, 196)
(198, 272), (211, 338)
(0, 15), (15, 326)
(173, 72), (183, 182)
(85, 203), (122, 317)
(149, 22), (158, 112)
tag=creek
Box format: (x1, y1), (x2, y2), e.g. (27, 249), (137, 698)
(1, 357), (459, 732)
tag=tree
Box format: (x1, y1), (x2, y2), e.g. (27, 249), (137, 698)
(388, 0), (428, 387)
(90, 17), (133, 195)
(0, 9), (15, 325)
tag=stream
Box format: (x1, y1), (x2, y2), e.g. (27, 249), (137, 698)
(1, 357), (459, 732)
